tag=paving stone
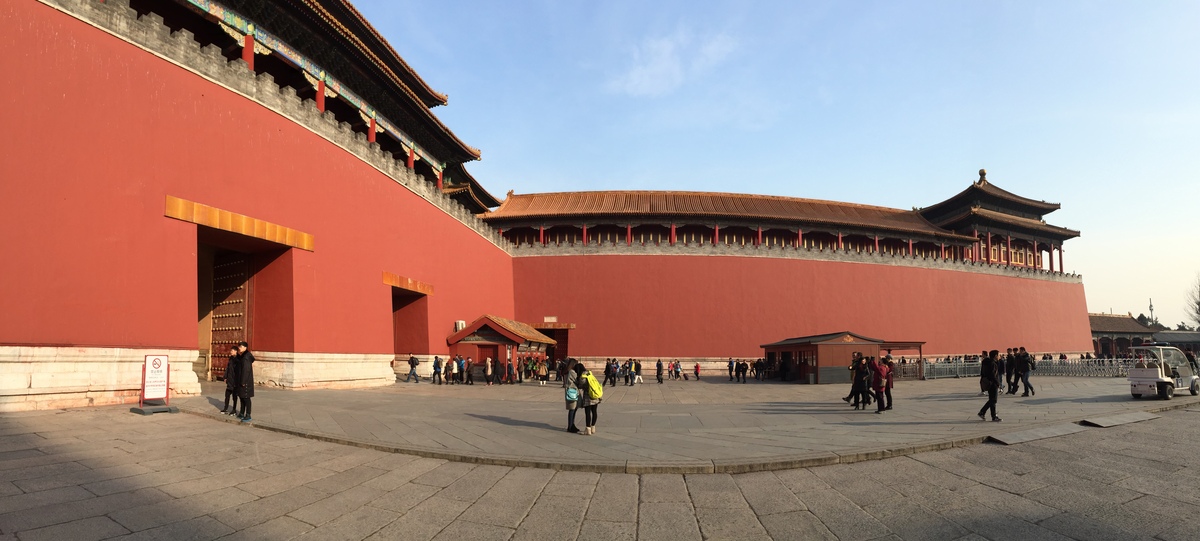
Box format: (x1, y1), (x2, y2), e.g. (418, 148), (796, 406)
(0, 485), (93, 515)
(432, 519), (515, 541)
(237, 466), (338, 498)
(210, 485), (328, 530)
(639, 474), (689, 503)
(586, 473), (639, 523)
(864, 499), (967, 541)
(14, 463), (153, 493)
(542, 470), (601, 498)
(461, 468), (555, 529)
(368, 482), (441, 514)
(105, 515), (234, 541)
(289, 485), (389, 527)
(636, 502), (701, 541)
(511, 494), (588, 541)
(293, 505), (399, 540)
(773, 467), (831, 493)
(579, 520), (637, 541)
(732, 471), (805, 515)
(954, 482), (1060, 522)
(108, 486), (257, 532)
(411, 462), (477, 489)
(12, 515), (129, 541)
(757, 510), (837, 540)
(366, 496), (470, 541)
(216, 515), (313, 541)
(304, 464), (388, 494)
(362, 458), (445, 491)
(435, 465), (510, 503)
(694, 506), (770, 540)
(796, 488), (891, 541)
(0, 486), (168, 532)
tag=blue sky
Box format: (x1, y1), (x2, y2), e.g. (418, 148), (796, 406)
(354, 0), (1200, 327)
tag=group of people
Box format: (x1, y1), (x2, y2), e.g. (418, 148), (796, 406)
(599, 359), (645, 386)
(841, 353), (895, 413)
(219, 341), (255, 422)
(417, 355), (555, 386)
(976, 346), (1038, 422)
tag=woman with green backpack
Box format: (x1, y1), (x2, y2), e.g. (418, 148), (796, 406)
(574, 363), (603, 435)
(564, 361), (581, 433)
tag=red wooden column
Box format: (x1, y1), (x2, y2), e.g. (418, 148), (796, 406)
(796, 229), (803, 249)
(368, 118), (377, 143)
(837, 232), (843, 250)
(1058, 246), (1064, 273)
(405, 148), (415, 169)
(669, 224), (676, 245)
(1005, 235), (1012, 266)
(874, 235), (879, 253)
(972, 229), (979, 261)
(316, 80), (326, 112)
(539, 226), (545, 245)
(582, 225), (588, 246)
(436, 170), (443, 191)
(626, 225), (632, 246)
(985, 233), (993, 263)
(1049, 245), (1056, 272)
(713, 225), (719, 245)
(242, 34), (255, 71)
(907, 239), (914, 257)
(756, 227), (763, 246)
(940, 242), (946, 260)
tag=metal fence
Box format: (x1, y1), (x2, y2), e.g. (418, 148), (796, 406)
(919, 358), (1130, 380)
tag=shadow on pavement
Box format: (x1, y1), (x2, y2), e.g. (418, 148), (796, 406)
(466, 413), (562, 431)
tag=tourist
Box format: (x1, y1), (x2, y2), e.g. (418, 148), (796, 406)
(622, 360), (632, 386)
(978, 350), (988, 396)
(405, 352), (420, 383)
(656, 359), (664, 384)
(1019, 346), (1035, 396)
(537, 358), (548, 385)
(634, 360), (643, 384)
(728, 358), (735, 381)
(450, 355), (460, 384)
(978, 350), (1001, 422)
(999, 349), (1010, 394)
(235, 341), (255, 422)
(603, 359), (615, 387)
(738, 359), (750, 383)
(843, 353), (861, 405)
(431, 356), (443, 385)
(444, 356), (454, 385)
(484, 357), (493, 386)
(564, 363), (581, 433)
(220, 346), (241, 415)
(869, 357), (890, 414)
(575, 363), (602, 435)
(882, 356), (895, 410)
(674, 360), (683, 381)
(464, 357), (474, 385)
(693, 362), (701, 380)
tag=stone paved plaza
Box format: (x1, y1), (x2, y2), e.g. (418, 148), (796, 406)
(3, 376), (1200, 539)
(178, 375), (1199, 472)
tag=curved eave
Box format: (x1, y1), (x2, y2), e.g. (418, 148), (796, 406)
(445, 164), (500, 208)
(921, 181), (1060, 216)
(937, 208), (1080, 240)
(292, 0), (481, 161)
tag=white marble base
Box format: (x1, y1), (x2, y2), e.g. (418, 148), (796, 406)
(254, 351), (396, 390)
(0, 346), (203, 412)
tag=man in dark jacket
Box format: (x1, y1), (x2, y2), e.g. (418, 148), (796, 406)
(1018, 346), (1035, 396)
(220, 346), (240, 415)
(978, 350), (1001, 422)
(235, 341), (255, 422)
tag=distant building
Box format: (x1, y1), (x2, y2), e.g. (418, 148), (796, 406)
(1089, 314), (1156, 356)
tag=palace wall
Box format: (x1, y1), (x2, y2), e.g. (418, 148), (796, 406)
(0, 0), (514, 407)
(512, 253), (1093, 359)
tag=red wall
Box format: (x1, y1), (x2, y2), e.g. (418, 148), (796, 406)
(0, 1), (513, 354)
(512, 255), (1094, 357)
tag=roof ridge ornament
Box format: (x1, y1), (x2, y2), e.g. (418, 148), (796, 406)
(978, 168), (987, 184)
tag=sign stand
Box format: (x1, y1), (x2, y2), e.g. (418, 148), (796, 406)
(130, 354), (178, 415)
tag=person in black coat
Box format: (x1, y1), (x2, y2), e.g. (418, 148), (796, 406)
(978, 350), (1001, 422)
(220, 346), (241, 415)
(235, 341), (255, 422)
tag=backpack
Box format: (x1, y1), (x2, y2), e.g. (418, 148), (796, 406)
(581, 371), (603, 400)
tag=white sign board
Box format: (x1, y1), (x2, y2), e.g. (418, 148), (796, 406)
(143, 355), (169, 401)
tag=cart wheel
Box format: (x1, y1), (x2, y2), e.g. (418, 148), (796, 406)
(1191, 383), (1198, 396)
(1160, 383), (1175, 400)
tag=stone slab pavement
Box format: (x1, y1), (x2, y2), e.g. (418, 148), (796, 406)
(177, 375), (1200, 472)
(6, 395), (1200, 539)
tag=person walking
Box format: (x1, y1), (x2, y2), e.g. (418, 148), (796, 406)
(431, 356), (443, 385)
(603, 359), (615, 387)
(464, 357), (475, 385)
(220, 346), (241, 415)
(404, 353), (420, 383)
(444, 356), (454, 385)
(1019, 346), (1035, 396)
(870, 356), (890, 414)
(978, 350), (1002, 422)
(564, 362), (581, 433)
(656, 359), (664, 384)
(634, 360), (643, 384)
(537, 359), (548, 386)
(674, 360), (683, 381)
(693, 362), (701, 380)
(235, 341), (255, 422)
(883, 356), (895, 410)
(484, 357), (494, 386)
(728, 358), (735, 381)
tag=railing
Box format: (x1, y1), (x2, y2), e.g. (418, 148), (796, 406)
(919, 358), (1132, 380)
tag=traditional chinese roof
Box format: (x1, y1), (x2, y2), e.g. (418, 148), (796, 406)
(931, 207), (1080, 240)
(1089, 314), (1155, 335)
(447, 315), (557, 346)
(483, 191), (976, 241)
(442, 163), (501, 213)
(761, 331), (885, 348)
(921, 175), (1061, 217)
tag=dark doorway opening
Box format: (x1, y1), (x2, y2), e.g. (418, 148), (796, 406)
(392, 288), (429, 364)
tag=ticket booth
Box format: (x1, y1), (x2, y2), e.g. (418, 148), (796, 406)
(447, 315), (556, 380)
(761, 332), (884, 384)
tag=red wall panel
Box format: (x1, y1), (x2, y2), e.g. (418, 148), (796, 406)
(0, 1), (513, 353)
(512, 255), (1093, 357)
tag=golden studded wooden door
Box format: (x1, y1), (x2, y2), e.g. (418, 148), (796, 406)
(209, 251), (250, 380)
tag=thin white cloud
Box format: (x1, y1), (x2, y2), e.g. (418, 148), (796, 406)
(607, 29), (736, 97)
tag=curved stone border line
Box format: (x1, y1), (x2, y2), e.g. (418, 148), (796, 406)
(179, 398), (1200, 474)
